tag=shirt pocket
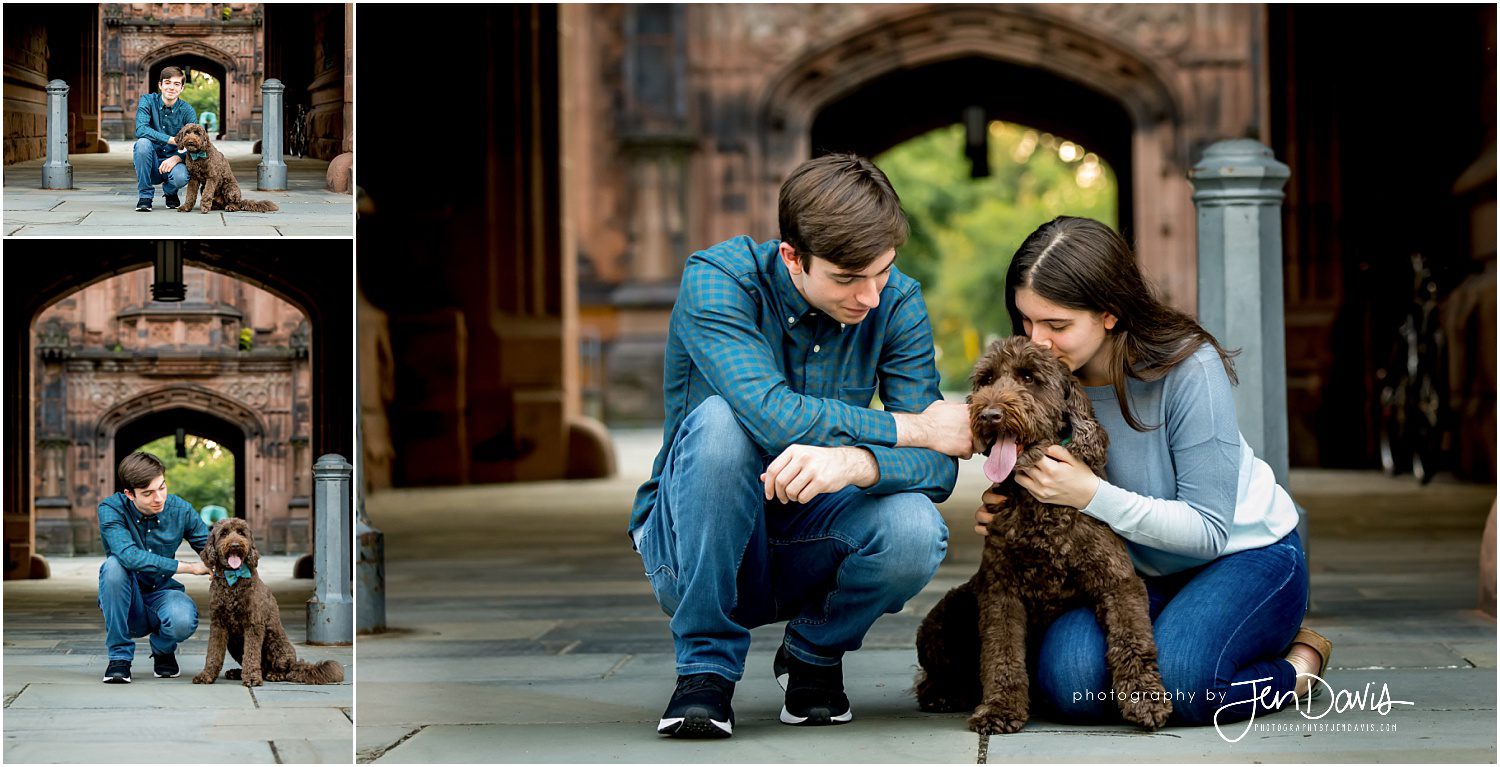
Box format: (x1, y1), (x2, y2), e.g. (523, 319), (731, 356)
(838, 384), (877, 408)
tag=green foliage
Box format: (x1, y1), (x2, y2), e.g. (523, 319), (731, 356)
(135, 435), (234, 515)
(178, 71), (220, 126)
(239, 327), (253, 351)
(876, 123), (1118, 388)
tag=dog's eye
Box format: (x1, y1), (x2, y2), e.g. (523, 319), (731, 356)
(1018, 370), (1034, 384)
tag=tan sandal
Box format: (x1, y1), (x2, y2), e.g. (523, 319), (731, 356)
(1290, 626), (1333, 698)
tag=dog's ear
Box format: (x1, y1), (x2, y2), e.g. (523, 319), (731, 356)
(200, 521), (221, 571)
(245, 523), (260, 571)
(1062, 375), (1109, 475)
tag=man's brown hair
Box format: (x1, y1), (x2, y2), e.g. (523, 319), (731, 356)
(159, 66), (185, 85)
(778, 153), (909, 272)
(118, 451), (166, 492)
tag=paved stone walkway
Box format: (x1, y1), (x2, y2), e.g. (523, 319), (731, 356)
(356, 429), (1497, 763)
(3, 141), (351, 236)
(3, 553), (353, 764)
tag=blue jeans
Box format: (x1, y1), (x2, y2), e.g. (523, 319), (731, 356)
(98, 556), (199, 662)
(1033, 530), (1308, 726)
(638, 395), (948, 681)
(133, 138), (189, 200)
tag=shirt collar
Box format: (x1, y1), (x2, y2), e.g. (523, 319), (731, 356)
(767, 240), (815, 326)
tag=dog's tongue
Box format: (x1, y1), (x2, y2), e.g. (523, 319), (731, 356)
(984, 436), (1019, 484)
(227, 555), (243, 570)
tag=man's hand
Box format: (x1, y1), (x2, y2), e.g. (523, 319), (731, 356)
(762, 445), (878, 504)
(1014, 445), (1100, 509)
(894, 400), (975, 458)
(973, 487), (1009, 536)
(167, 136), (177, 146)
(177, 561), (209, 576)
(158, 155), (181, 174)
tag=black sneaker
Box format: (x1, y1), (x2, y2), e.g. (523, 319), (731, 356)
(657, 673), (735, 738)
(152, 651), (180, 678)
(775, 644), (852, 725)
(102, 659), (132, 684)
(164, 193), (180, 209)
(135, 198), (152, 212)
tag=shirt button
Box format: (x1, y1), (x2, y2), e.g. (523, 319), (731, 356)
(814, 345), (821, 353)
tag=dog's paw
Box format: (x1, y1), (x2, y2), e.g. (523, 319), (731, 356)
(968, 702), (1028, 735)
(241, 672), (263, 687)
(1119, 687), (1173, 731)
(192, 672), (215, 685)
(177, 204), (191, 212)
(225, 668), (242, 680)
(199, 206), (213, 214)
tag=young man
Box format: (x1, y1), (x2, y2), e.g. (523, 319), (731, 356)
(631, 153), (975, 738)
(132, 66), (197, 213)
(97, 451), (211, 683)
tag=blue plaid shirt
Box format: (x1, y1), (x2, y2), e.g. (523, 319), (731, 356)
(98, 491), (210, 593)
(629, 236), (958, 539)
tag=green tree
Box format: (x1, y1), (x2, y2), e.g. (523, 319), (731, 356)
(876, 122), (1117, 388)
(178, 71), (220, 129)
(135, 435), (234, 515)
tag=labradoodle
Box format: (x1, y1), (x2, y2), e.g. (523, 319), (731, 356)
(914, 336), (1170, 734)
(192, 518), (344, 686)
(173, 123), (279, 214)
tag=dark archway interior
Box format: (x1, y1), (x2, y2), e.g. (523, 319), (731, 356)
(809, 55), (1135, 241)
(114, 408), (246, 519)
(151, 55), (227, 138)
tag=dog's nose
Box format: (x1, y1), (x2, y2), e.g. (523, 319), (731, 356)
(979, 409), (1003, 424)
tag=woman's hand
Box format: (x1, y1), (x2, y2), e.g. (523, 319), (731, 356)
(973, 487), (1009, 536)
(1014, 444), (1100, 509)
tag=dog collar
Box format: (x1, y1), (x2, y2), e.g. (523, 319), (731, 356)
(189, 151), (208, 160)
(1058, 414), (1074, 447)
(223, 564), (252, 586)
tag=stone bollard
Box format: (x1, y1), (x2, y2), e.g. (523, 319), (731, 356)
(306, 453), (353, 645)
(1189, 139), (1301, 545)
(257, 78), (288, 190)
(42, 80), (73, 189)
(356, 490), (386, 634)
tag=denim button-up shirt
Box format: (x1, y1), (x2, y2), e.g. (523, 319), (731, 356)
(98, 491), (211, 593)
(135, 93), (197, 156)
(629, 235), (958, 538)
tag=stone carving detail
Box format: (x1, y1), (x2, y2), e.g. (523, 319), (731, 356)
(1073, 4), (1194, 56)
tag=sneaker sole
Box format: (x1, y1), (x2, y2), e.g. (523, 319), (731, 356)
(780, 706), (853, 725)
(658, 715), (733, 738)
(102, 676), (131, 684)
(154, 670), (180, 678)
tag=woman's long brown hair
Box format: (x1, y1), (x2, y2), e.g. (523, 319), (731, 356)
(1003, 216), (1239, 431)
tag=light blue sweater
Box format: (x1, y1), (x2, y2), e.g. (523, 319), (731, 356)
(1081, 343), (1301, 576)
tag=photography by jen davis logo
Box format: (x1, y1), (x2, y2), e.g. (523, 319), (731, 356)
(1213, 673), (1415, 744)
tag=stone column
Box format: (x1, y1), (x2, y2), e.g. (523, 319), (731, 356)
(306, 453), (352, 644)
(257, 79), (287, 190)
(1189, 139), (1302, 547)
(355, 399), (386, 634)
(42, 80), (73, 189)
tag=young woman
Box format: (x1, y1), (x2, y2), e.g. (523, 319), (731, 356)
(975, 215), (1330, 726)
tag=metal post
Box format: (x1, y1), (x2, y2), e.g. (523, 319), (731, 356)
(42, 80), (73, 189)
(1189, 139), (1302, 544)
(307, 453), (353, 644)
(356, 398), (387, 633)
(257, 79), (287, 190)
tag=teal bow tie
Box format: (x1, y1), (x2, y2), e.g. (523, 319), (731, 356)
(224, 564), (253, 586)
(189, 151), (208, 160)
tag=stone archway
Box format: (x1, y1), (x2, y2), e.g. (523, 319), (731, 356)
(93, 387), (267, 538)
(753, 4), (1197, 309)
(141, 42), (249, 140)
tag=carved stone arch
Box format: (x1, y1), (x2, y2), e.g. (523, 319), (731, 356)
(752, 3), (1199, 310)
(93, 384), (268, 531)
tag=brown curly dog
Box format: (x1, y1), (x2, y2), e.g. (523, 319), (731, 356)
(173, 123), (279, 214)
(192, 518), (343, 687)
(914, 336), (1170, 734)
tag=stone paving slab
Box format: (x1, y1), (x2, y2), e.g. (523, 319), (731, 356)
(4, 740), (276, 764)
(10, 223), (287, 237)
(273, 224), (359, 236)
(2, 196), (66, 210)
(271, 738), (353, 764)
